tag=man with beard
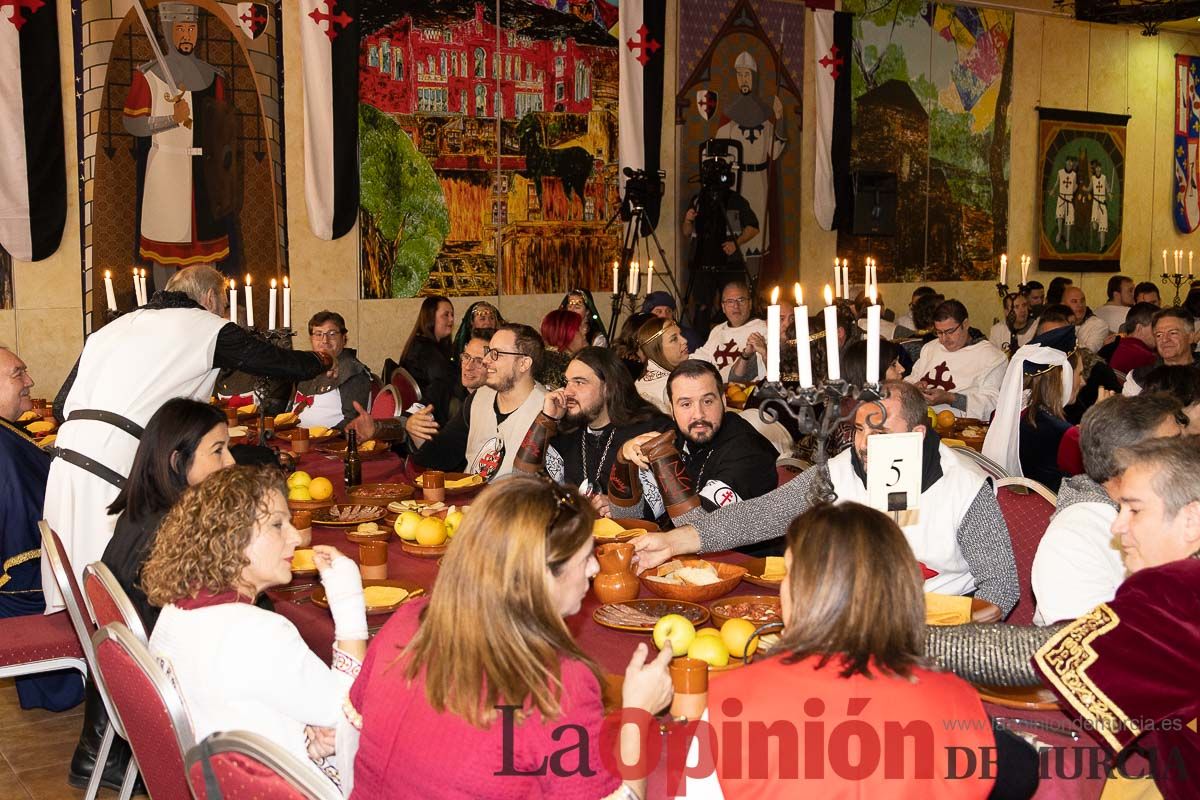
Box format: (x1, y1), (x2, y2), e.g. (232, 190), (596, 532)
(514, 348), (669, 516)
(122, 3), (231, 287)
(607, 360), (778, 527)
(632, 380), (1020, 614)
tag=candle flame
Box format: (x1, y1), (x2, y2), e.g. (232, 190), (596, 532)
(794, 282), (802, 305)
(770, 285), (780, 305)
(104, 270), (111, 279)
(283, 276), (289, 288)
(824, 284), (833, 306)
(230, 279), (235, 289)
(270, 278), (277, 289)
(245, 274), (251, 285)
(648, 259), (654, 268)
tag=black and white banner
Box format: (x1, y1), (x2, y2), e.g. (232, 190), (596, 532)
(0, 0), (65, 261)
(813, 9), (852, 232)
(299, 0), (359, 241)
(618, 0), (665, 231)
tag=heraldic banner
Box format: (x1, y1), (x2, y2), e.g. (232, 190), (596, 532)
(1175, 54), (1200, 234)
(1037, 107), (1129, 271)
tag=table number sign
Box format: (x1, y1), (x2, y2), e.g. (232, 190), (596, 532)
(866, 432), (923, 516)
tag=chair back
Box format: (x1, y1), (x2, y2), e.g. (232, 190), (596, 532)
(994, 477), (1057, 625)
(389, 366), (422, 410)
(40, 522), (96, 658)
(82, 562), (148, 644)
(370, 384), (400, 421)
(775, 457), (807, 485)
(946, 443), (1011, 481)
(186, 731), (341, 800)
(93, 623), (195, 800)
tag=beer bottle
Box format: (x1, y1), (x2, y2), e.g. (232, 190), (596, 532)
(344, 429), (362, 488)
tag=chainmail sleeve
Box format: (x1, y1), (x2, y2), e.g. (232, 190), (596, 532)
(925, 623), (1066, 687)
(956, 482), (1020, 615)
(673, 464), (825, 552)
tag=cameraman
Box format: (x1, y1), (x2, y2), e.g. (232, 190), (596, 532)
(683, 159), (759, 334)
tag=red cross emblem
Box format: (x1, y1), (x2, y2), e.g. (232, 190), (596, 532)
(626, 24), (660, 66)
(1, 0), (44, 30)
(819, 45), (843, 80)
(923, 362), (957, 392)
(308, 0), (352, 40)
(712, 340), (741, 367)
(716, 488), (736, 506)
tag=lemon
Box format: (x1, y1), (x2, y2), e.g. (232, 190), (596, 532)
(308, 477), (334, 501)
(287, 471), (312, 489)
(288, 485), (312, 502)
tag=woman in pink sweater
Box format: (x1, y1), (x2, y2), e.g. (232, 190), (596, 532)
(346, 477), (673, 799)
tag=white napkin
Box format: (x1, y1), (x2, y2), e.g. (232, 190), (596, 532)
(982, 343), (1072, 477)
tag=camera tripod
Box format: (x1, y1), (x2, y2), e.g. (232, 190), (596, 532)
(604, 201), (680, 342)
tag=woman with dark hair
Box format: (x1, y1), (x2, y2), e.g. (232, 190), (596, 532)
(347, 477), (672, 797)
(561, 288), (608, 347)
(827, 338), (907, 457)
(399, 296), (458, 426)
(73, 398), (234, 791)
(450, 301), (502, 355)
(706, 502), (1036, 798)
(537, 308), (589, 389)
(1140, 363), (1200, 433)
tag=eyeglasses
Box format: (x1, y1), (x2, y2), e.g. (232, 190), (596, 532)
(721, 297), (749, 307)
(483, 347), (528, 361)
(461, 353), (486, 367)
(545, 480), (582, 536)
(933, 322), (963, 338)
(310, 330), (344, 340)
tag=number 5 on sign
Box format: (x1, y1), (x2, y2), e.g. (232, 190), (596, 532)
(866, 432), (923, 513)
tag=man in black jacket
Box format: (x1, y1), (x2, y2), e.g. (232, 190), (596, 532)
(608, 359), (778, 524)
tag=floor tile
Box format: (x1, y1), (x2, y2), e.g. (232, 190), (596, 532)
(0, 679), (83, 729)
(0, 761), (32, 800)
(0, 713), (83, 773)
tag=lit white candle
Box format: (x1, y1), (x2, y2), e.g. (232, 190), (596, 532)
(612, 261), (619, 295)
(1163, 249), (1169, 275)
(841, 260), (849, 300)
(268, 279), (278, 330)
(999, 254), (1007, 286)
(282, 276), (291, 328)
(794, 283), (812, 388)
(1175, 250), (1182, 276)
(766, 286), (780, 383)
(1021, 256), (1028, 286)
(1191, 251), (1195, 276)
(864, 261), (870, 294)
(866, 285), (881, 385)
(870, 259), (877, 291)
(228, 279), (237, 324)
(103, 270), (117, 312)
(140, 269), (149, 305)
(823, 285), (840, 381)
(131, 268), (141, 306)
(833, 258), (842, 299)
(629, 260), (639, 295)
(645, 259), (654, 295)
(244, 274), (254, 327)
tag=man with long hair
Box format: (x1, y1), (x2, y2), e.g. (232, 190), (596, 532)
(514, 347), (669, 516)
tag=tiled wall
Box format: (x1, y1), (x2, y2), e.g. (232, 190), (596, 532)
(7, 0), (1200, 396)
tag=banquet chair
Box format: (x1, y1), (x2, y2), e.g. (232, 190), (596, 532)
(93, 622), (196, 800)
(41, 523), (139, 800)
(370, 384), (400, 421)
(994, 477), (1058, 625)
(186, 731), (341, 800)
(389, 366), (422, 412)
(946, 442), (1011, 481)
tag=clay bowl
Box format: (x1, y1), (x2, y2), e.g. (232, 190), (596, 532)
(640, 559), (747, 603)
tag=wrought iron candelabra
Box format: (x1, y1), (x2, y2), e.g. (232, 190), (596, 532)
(755, 379), (885, 503)
(1161, 272), (1194, 306)
(251, 327), (295, 447)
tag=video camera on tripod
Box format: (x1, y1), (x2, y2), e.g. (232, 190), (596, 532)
(620, 167), (666, 222)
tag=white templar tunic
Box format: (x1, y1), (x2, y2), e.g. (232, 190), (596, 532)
(695, 319), (767, 382)
(907, 338), (1007, 420)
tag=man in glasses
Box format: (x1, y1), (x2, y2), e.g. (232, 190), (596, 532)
(393, 332), (492, 448)
(1123, 307), (1200, 397)
(694, 280), (766, 381)
(290, 311), (371, 431)
(906, 299), (1006, 420)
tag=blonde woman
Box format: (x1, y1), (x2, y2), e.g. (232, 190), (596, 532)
(634, 316), (691, 413)
(347, 476), (673, 799)
(142, 466), (367, 787)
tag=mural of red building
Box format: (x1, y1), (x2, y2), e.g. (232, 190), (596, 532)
(361, 3), (600, 117)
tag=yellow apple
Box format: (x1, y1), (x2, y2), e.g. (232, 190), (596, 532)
(415, 516), (448, 547)
(394, 511), (422, 541)
(444, 510), (465, 538)
(652, 614), (695, 656)
(720, 618), (759, 660)
(308, 477), (334, 501)
(687, 634), (730, 667)
(286, 471), (312, 489)
(694, 627), (722, 639)
(287, 485), (312, 502)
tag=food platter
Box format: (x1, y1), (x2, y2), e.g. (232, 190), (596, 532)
(348, 482), (415, 504)
(415, 471), (485, 495)
(592, 599), (710, 633)
(974, 683), (1061, 711)
(275, 428), (340, 445)
(319, 439), (390, 460)
(399, 539), (449, 558)
(311, 578), (424, 615)
(593, 517), (659, 543)
(640, 559), (746, 602)
(740, 557), (785, 589)
(311, 505), (387, 527)
(709, 595), (782, 628)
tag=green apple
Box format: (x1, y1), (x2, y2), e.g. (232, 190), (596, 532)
(444, 509), (465, 538)
(394, 511), (422, 541)
(687, 634), (730, 667)
(652, 613), (695, 655)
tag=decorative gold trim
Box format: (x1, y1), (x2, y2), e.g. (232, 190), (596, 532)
(0, 416), (39, 445)
(1034, 603), (1137, 752)
(0, 549), (41, 591)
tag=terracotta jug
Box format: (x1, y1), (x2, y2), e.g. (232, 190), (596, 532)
(593, 542), (640, 603)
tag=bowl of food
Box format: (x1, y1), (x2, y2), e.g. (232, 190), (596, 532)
(345, 520), (391, 544)
(593, 517), (658, 543)
(709, 595), (783, 628)
(348, 482), (415, 505)
(415, 471), (485, 495)
(641, 559), (746, 603)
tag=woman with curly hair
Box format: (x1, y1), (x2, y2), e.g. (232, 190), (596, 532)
(347, 476), (673, 798)
(143, 466), (366, 787)
(634, 316), (691, 412)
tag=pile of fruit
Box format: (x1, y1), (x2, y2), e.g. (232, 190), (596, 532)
(286, 470), (334, 502)
(652, 614), (761, 668)
(393, 507), (465, 547)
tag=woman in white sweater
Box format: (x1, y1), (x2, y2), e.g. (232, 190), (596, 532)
(141, 466), (367, 788)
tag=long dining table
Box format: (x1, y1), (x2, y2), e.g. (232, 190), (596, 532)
(267, 444), (1111, 799)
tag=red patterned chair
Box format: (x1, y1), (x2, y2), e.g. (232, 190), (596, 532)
(370, 384), (400, 421)
(994, 477), (1058, 625)
(82, 562), (147, 643)
(186, 731), (341, 800)
(92, 623), (195, 800)
(389, 366), (422, 412)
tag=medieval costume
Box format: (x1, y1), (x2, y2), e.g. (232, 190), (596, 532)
(411, 384), (546, 479)
(908, 336), (1007, 420)
(294, 347), (371, 430)
(695, 317), (767, 382)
